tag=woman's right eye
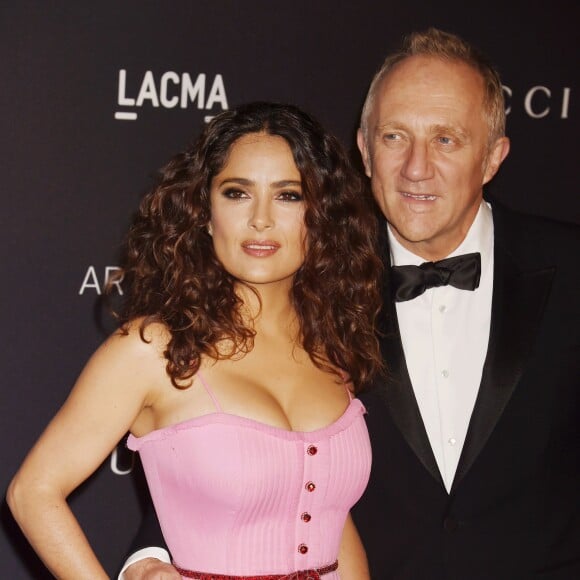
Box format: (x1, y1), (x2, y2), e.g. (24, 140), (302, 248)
(222, 188), (247, 199)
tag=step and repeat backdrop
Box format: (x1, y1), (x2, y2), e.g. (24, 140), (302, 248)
(1, 1), (577, 577)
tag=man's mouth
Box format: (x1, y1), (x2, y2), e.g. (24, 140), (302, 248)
(401, 192), (437, 201)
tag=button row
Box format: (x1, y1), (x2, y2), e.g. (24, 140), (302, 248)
(299, 444), (318, 555)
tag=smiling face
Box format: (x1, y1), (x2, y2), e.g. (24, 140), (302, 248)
(209, 132), (306, 291)
(358, 55), (509, 261)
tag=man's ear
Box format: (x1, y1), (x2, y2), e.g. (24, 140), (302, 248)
(357, 129), (372, 178)
(483, 136), (510, 185)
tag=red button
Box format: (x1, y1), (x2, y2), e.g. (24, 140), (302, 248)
(307, 445), (318, 455)
(301, 512), (312, 522)
(305, 481), (316, 492)
(298, 543), (308, 554)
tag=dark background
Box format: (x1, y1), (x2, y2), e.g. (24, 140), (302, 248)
(1, 1), (577, 577)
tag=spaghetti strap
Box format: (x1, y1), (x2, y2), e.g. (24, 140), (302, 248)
(196, 372), (223, 412)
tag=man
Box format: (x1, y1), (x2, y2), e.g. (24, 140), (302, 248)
(352, 28), (579, 579)
(122, 29), (579, 579)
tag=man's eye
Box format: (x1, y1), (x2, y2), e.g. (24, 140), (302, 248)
(437, 136), (454, 145)
(383, 133), (400, 141)
(278, 191), (303, 202)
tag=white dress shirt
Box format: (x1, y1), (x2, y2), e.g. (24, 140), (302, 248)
(389, 201), (494, 492)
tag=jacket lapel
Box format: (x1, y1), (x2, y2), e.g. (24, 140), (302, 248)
(451, 240), (555, 490)
(377, 239), (444, 486)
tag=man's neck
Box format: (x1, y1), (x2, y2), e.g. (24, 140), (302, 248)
(388, 201), (493, 266)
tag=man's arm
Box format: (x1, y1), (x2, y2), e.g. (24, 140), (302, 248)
(119, 549), (173, 580)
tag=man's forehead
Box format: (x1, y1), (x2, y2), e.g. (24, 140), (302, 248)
(370, 63), (485, 122)
(376, 56), (485, 103)
(383, 54), (482, 83)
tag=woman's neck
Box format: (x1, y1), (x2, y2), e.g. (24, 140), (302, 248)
(235, 282), (299, 340)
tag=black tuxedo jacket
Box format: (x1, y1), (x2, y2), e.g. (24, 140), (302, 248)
(352, 202), (580, 579)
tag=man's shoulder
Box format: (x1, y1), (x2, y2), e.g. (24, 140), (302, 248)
(491, 197), (578, 237)
(490, 198), (579, 265)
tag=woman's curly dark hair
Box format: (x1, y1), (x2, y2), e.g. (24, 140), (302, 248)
(117, 102), (384, 391)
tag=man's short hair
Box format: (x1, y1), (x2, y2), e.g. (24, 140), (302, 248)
(360, 28), (506, 146)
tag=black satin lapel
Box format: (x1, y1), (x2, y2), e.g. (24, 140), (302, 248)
(377, 247), (444, 486)
(452, 245), (555, 490)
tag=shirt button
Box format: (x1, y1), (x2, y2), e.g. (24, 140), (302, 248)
(441, 369), (449, 378)
(307, 445), (318, 456)
(298, 543), (308, 554)
(439, 304), (447, 313)
(301, 512), (312, 522)
(448, 437), (457, 446)
(305, 481), (316, 492)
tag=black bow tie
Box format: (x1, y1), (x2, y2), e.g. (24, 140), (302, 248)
(391, 252), (481, 302)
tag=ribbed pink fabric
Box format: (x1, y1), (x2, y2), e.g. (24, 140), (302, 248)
(127, 378), (371, 579)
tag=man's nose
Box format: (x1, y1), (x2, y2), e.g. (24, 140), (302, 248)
(400, 140), (434, 181)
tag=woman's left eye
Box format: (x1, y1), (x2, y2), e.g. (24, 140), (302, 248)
(277, 191), (303, 202)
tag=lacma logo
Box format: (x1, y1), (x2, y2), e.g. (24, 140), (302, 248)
(115, 69), (229, 121)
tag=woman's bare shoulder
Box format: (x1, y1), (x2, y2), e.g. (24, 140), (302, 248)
(109, 317), (170, 354)
(81, 318), (172, 387)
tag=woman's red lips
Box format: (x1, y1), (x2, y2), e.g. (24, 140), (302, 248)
(241, 240), (281, 256)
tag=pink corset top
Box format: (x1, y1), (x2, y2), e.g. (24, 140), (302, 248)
(127, 373), (372, 578)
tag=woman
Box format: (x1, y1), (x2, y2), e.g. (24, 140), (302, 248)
(7, 102), (383, 579)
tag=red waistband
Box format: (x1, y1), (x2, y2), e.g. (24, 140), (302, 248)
(173, 559), (338, 580)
